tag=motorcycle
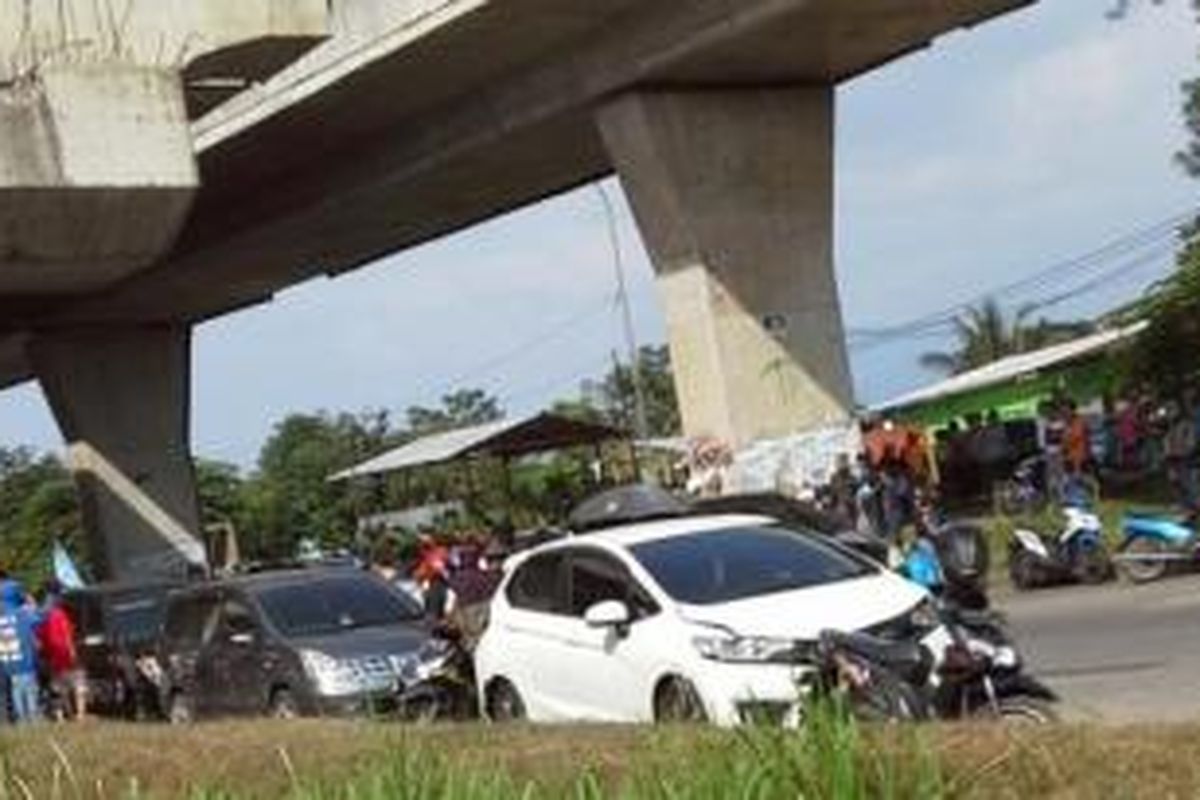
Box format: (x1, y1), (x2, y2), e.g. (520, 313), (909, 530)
(808, 629), (931, 722)
(900, 505), (991, 611)
(929, 604), (1058, 722)
(994, 456), (1047, 517)
(1114, 511), (1200, 584)
(1008, 505), (1111, 590)
(810, 603), (1057, 724)
(394, 634), (477, 721)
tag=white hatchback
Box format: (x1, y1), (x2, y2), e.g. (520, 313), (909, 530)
(475, 514), (942, 726)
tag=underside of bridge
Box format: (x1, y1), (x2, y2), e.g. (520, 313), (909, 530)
(0, 0), (1032, 580)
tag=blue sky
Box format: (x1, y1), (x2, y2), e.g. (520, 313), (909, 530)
(0, 1), (1196, 469)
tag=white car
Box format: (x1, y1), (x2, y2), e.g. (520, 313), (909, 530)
(474, 514), (943, 726)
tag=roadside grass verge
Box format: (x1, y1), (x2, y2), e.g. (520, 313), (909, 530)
(0, 715), (1198, 799)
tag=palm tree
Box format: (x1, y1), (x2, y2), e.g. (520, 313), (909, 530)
(919, 300), (1095, 376)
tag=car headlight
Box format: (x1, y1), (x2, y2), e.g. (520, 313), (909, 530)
(692, 635), (797, 663)
(300, 649), (364, 697)
(908, 598), (941, 632)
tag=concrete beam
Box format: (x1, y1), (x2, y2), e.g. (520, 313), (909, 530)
(0, 0), (328, 298)
(0, 64), (196, 296)
(598, 88), (854, 445)
(0, 0), (327, 106)
(28, 325), (206, 583)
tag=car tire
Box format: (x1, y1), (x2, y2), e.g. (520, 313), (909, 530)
(269, 688), (301, 720)
(168, 691), (194, 725)
(654, 676), (708, 724)
(485, 679), (525, 723)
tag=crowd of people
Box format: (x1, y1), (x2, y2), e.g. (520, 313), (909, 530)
(370, 533), (506, 646)
(817, 387), (1200, 540)
(0, 574), (85, 724)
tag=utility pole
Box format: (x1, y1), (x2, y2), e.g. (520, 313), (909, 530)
(596, 182), (650, 441)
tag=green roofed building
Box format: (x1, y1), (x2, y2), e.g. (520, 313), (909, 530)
(875, 322), (1147, 429)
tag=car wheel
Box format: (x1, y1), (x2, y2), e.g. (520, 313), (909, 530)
(168, 691), (194, 725)
(486, 679), (525, 723)
(654, 676), (708, 724)
(269, 688), (301, 720)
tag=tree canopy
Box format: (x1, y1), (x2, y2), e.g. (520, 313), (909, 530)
(919, 300), (1095, 376)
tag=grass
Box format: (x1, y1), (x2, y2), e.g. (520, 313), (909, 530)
(0, 713), (1199, 799)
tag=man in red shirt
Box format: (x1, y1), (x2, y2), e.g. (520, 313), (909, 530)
(38, 580), (86, 721)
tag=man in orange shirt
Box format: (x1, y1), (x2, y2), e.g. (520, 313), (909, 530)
(1064, 401), (1090, 476)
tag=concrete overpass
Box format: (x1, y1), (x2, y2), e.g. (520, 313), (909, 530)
(0, 0), (1031, 579)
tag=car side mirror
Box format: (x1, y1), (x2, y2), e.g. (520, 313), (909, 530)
(584, 600), (632, 629)
(229, 631), (255, 646)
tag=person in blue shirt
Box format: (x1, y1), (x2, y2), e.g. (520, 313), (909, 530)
(0, 574), (43, 723)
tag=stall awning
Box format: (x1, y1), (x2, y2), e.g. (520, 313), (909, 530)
(875, 322), (1147, 415)
(328, 413), (625, 482)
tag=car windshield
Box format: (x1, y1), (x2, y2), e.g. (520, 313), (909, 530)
(630, 525), (877, 605)
(256, 574), (423, 637)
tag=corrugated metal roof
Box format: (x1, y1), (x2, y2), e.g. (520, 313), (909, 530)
(328, 413), (623, 481)
(876, 322), (1147, 413)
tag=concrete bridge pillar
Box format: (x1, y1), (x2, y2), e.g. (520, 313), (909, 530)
(28, 326), (206, 583)
(0, 1), (328, 579)
(598, 87), (854, 447)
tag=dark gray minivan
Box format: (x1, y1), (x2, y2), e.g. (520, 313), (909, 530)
(159, 569), (433, 721)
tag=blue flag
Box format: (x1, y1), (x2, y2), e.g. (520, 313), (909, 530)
(52, 542), (84, 590)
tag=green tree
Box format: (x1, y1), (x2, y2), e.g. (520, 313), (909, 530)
(919, 300), (1095, 376)
(194, 459), (247, 529)
(1123, 7), (1200, 391)
(242, 411), (392, 559)
(406, 389), (503, 435)
(581, 345), (681, 439)
(1126, 237), (1200, 392)
(0, 448), (85, 585)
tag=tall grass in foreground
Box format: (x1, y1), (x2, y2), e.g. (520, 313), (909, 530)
(223, 705), (940, 800)
(0, 705), (951, 799)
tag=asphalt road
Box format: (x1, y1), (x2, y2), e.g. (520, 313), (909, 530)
(1002, 573), (1200, 722)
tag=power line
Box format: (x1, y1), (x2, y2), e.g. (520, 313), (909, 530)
(847, 209), (1195, 344)
(849, 239), (1179, 354)
(415, 297), (613, 402)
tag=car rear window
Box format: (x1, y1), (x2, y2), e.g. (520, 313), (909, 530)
(630, 525), (876, 606)
(108, 596), (166, 644)
(256, 575), (422, 637)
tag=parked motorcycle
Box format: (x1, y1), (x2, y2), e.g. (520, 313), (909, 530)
(994, 456), (1047, 517)
(900, 507), (991, 611)
(1114, 511), (1200, 584)
(394, 633), (477, 721)
(1009, 505), (1112, 590)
